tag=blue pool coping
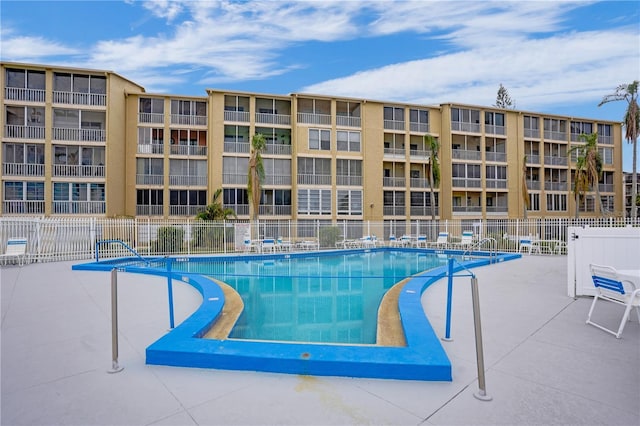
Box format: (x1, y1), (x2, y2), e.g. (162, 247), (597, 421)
(72, 248), (521, 381)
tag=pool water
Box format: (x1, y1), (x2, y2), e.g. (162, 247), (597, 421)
(173, 251), (450, 344)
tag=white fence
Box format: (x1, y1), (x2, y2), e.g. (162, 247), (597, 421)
(1, 216), (638, 264)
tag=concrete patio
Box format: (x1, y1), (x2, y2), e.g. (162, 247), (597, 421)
(1, 255), (638, 425)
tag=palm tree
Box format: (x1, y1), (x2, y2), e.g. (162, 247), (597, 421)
(598, 81), (639, 219)
(247, 133), (266, 223)
(424, 134), (440, 221)
(195, 188), (236, 221)
(521, 156), (530, 219)
(569, 133), (604, 218)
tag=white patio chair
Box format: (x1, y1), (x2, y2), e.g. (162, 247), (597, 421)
(0, 238), (28, 266)
(586, 264), (640, 338)
(261, 238), (276, 253)
(413, 235), (428, 248)
(518, 237), (533, 254)
(453, 231), (474, 249)
(427, 232), (449, 249)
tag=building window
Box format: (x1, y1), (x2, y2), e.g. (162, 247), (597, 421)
(570, 121), (593, 141)
(298, 157), (331, 185)
(546, 193), (567, 211)
(336, 159), (362, 186)
(297, 189), (331, 215)
(529, 193), (540, 211)
(309, 128), (330, 150)
(337, 190), (362, 215)
(597, 123), (613, 144)
(139, 98), (164, 114)
(6, 68), (45, 90)
(336, 130), (361, 152)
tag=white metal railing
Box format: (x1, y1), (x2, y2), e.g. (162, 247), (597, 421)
(452, 149), (482, 161)
(485, 152), (507, 162)
(453, 206), (482, 213)
(136, 174), (164, 185)
(170, 114), (207, 126)
(383, 147), (405, 157)
(138, 113), (164, 124)
(223, 173), (248, 185)
(136, 205), (164, 216)
(3, 163), (45, 176)
(409, 122), (429, 133)
(598, 135), (613, 145)
(297, 174), (331, 185)
(256, 113), (291, 126)
(409, 148), (430, 158)
(599, 183), (614, 193)
(169, 175), (207, 186)
(2, 201), (45, 214)
(53, 201), (106, 214)
(258, 205), (292, 216)
(383, 206), (405, 216)
(410, 206), (439, 216)
(544, 182), (568, 191)
(384, 120), (405, 131)
(297, 113), (331, 126)
(137, 143), (164, 154)
(383, 177), (406, 187)
(336, 175), (363, 186)
(452, 178), (482, 188)
(265, 144), (292, 155)
(485, 124), (506, 135)
(544, 156), (568, 166)
(410, 178), (429, 188)
(526, 154), (540, 164)
(5, 87), (46, 102)
(485, 179), (508, 189)
(263, 175), (292, 185)
(526, 180), (541, 190)
(4, 125), (45, 139)
(224, 110), (250, 122)
(224, 141), (250, 153)
(169, 205), (204, 216)
(170, 145), (207, 156)
(52, 127), (105, 142)
(452, 121), (481, 133)
(544, 131), (567, 141)
(53, 91), (106, 106)
(53, 164), (105, 177)
(524, 128), (540, 138)
(336, 116), (361, 128)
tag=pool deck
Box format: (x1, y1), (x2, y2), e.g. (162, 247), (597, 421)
(1, 255), (639, 425)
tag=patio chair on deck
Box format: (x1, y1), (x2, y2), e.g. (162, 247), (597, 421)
(452, 231), (474, 249)
(413, 235), (428, 248)
(427, 232), (449, 249)
(0, 238), (28, 266)
(586, 264), (640, 338)
(261, 238), (276, 253)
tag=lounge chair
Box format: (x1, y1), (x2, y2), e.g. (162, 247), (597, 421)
(261, 238), (276, 253)
(453, 231), (474, 249)
(413, 235), (428, 248)
(586, 264), (640, 338)
(427, 232), (449, 249)
(0, 238), (28, 266)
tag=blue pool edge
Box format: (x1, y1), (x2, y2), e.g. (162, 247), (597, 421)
(72, 249), (521, 381)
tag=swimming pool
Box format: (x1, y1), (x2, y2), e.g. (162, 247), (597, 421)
(73, 247), (521, 381)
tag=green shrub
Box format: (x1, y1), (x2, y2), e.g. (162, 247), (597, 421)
(319, 226), (341, 248)
(154, 226), (184, 253)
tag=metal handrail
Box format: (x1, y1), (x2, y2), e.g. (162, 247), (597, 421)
(463, 237), (498, 263)
(95, 239), (149, 265)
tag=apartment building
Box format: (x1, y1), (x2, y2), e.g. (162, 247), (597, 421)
(1, 62), (624, 223)
(623, 171), (639, 217)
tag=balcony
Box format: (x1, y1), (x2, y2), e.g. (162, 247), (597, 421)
(485, 124), (506, 135)
(170, 114), (207, 126)
(336, 116), (361, 128)
(138, 113), (164, 124)
(257, 112), (291, 126)
(485, 152), (507, 162)
(410, 206), (439, 216)
(138, 143), (164, 154)
(2, 200), (45, 214)
(409, 148), (431, 159)
(452, 205), (482, 213)
(53, 164), (105, 178)
(136, 174), (164, 185)
(225, 204), (249, 216)
(383, 177), (406, 187)
(409, 177), (429, 188)
(452, 121), (481, 133)
(52, 128), (105, 142)
(53, 201), (105, 214)
(598, 135), (613, 145)
(383, 206), (405, 216)
(224, 110), (250, 123)
(486, 205), (508, 213)
(544, 182), (568, 191)
(2, 163), (44, 176)
(526, 180), (541, 190)
(169, 175), (207, 186)
(409, 122), (429, 133)
(224, 141), (250, 153)
(265, 144), (292, 155)
(524, 128), (540, 138)
(384, 120), (405, 131)
(259, 205), (292, 216)
(223, 174), (248, 185)
(263, 175), (292, 185)
(169, 205), (203, 216)
(336, 176), (362, 186)
(383, 147), (405, 157)
(4, 125), (45, 140)
(526, 154), (540, 164)
(452, 149), (482, 161)
(170, 145), (207, 156)
(599, 183), (614, 193)
(53, 91), (106, 107)
(297, 113), (330, 126)
(544, 131), (567, 141)
(452, 178), (482, 188)
(297, 174), (331, 185)
(136, 205), (164, 216)
(544, 156), (568, 166)
(5, 87), (46, 103)
(485, 179), (508, 189)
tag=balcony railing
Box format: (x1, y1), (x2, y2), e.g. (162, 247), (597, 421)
(526, 154), (540, 164)
(136, 205), (164, 216)
(544, 130), (567, 141)
(136, 174), (164, 185)
(599, 183), (614, 193)
(410, 206), (439, 216)
(223, 141), (250, 153)
(53, 127), (105, 142)
(336, 175), (362, 186)
(544, 156), (568, 166)
(485, 124), (506, 135)
(169, 205), (204, 216)
(383, 177), (406, 187)
(524, 128), (540, 138)
(4, 125), (45, 139)
(384, 120), (405, 131)
(263, 175), (292, 185)
(53, 91), (106, 106)
(486, 206), (508, 213)
(169, 175), (207, 186)
(138, 113), (164, 124)
(170, 145), (207, 156)
(223, 173), (248, 185)
(259, 205), (292, 216)
(452, 205), (482, 213)
(486, 179), (508, 189)
(452, 178), (482, 188)
(526, 180), (541, 190)
(409, 122), (429, 133)
(409, 177), (429, 188)
(452, 149), (482, 161)
(383, 206), (405, 216)
(137, 143), (164, 154)
(2, 201), (45, 214)
(336, 115), (361, 128)
(265, 144), (292, 155)
(2, 163), (44, 176)
(170, 114), (207, 126)
(224, 110), (250, 122)
(53, 164), (105, 177)
(409, 148), (430, 159)
(256, 113), (291, 126)
(297, 113), (331, 126)
(452, 121), (481, 133)
(225, 204), (249, 216)
(598, 135), (613, 145)
(544, 181), (568, 191)
(383, 147), (405, 157)
(485, 151), (507, 162)
(53, 201), (105, 214)
(297, 174), (331, 185)
(5, 87), (46, 103)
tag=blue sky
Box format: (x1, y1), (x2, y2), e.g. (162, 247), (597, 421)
(2, 0), (639, 171)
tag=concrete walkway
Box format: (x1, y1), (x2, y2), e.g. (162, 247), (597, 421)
(1, 255), (638, 425)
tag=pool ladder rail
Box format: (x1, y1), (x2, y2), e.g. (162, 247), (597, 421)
(462, 237), (498, 263)
(94, 239), (151, 266)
